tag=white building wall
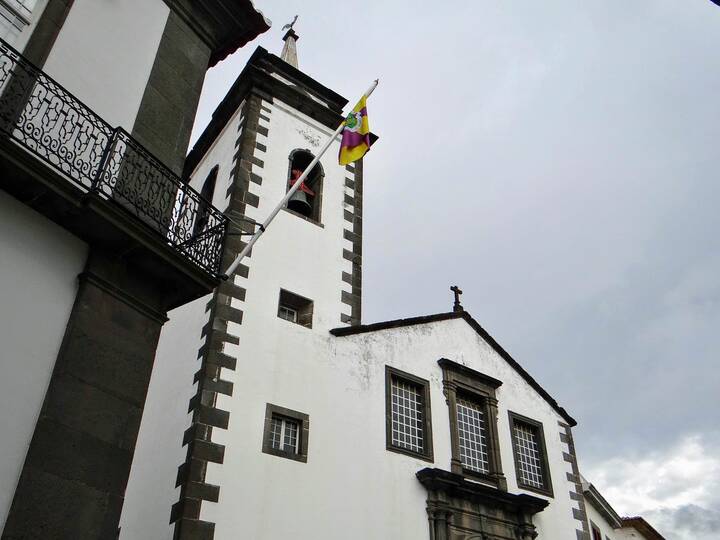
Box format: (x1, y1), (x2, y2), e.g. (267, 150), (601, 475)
(204, 316), (579, 540)
(585, 499), (619, 540)
(120, 102), (247, 540)
(0, 190), (87, 530)
(119, 294), (211, 540)
(224, 96), (351, 334)
(0, 0), (49, 51)
(42, 0), (169, 130)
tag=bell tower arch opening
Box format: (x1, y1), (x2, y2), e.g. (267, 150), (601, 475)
(286, 149), (323, 223)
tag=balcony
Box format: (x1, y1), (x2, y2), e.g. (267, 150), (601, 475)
(0, 37), (228, 297)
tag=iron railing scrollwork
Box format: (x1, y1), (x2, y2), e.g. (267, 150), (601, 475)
(0, 38), (227, 278)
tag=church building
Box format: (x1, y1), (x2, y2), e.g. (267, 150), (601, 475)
(121, 28), (664, 540)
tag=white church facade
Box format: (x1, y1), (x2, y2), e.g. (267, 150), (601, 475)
(121, 27), (665, 540)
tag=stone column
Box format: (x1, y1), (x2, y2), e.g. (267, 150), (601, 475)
(2, 249), (169, 539)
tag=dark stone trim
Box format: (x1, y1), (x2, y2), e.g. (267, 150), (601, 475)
(417, 467), (548, 510)
(417, 467), (547, 540)
(22, 0), (74, 67)
(184, 47), (349, 176)
(131, 11), (212, 175)
(78, 271), (169, 324)
(261, 403), (310, 464)
(559, 422), (590, 537)
(172, 93), (265, 539)
(508, 411), (554, 498)
(330, 310), (577, 426)
(385, 366), (434, 462)
(162, 0), (270, 67)
(340, 158), (362, 326)
(439, 359), (506, 490)
(437, 358), (503, 389)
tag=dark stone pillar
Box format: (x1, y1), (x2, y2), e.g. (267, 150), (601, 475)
(2, 249), (168, 540)
(131, 11), (211, 176)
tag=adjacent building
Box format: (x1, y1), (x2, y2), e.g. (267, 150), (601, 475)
(0, 1), (269, 537)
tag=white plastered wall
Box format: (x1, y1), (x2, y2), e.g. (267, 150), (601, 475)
(42, 0), (170, 130)
(0, 190), (87, 530)
(204, 316), (580, 540)
(120, 102), (247, 540)
(585, 497), (620, 540)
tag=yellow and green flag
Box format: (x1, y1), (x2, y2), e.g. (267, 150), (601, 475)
(338, 96), (371, 165)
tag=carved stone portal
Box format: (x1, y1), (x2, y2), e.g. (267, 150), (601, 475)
(417, 468), (548, 540)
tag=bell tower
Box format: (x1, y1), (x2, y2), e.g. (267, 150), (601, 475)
(154, 27), (365, 539)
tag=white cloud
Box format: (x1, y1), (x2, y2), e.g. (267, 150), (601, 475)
(584, 435), (720, 539)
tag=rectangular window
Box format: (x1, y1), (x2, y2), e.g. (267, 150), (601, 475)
(277, 289), (313, 328)
(262, 403), (309, 463)
(508, 411), (553, 497)
(278, 305), (297, 323)
(385, 366), (433, 461)
(456, 398), (489, 473)
(269, 415), (299, 453)
(391, 377), (425, 453)
(438, 358), (506, 489)
(591, 524), (602, 540)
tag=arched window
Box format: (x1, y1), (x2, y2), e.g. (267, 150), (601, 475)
(194, 165), (218, 236)
(286, 150), (323, 223)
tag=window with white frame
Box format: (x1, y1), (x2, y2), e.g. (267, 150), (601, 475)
(269, 415), (299, 453)
(508, 411), (553, 496)
(277, 305), (297, 323)
(385, 366), (433, 461)
(262, 403), (309, 463)
(277, 289), (313, 328)
(456, 397), (490, 473)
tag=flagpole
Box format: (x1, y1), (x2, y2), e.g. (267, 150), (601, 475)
(222, 79), (379, 279)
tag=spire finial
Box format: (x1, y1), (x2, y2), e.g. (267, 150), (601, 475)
(450, 285), (463, 312)
(280, 15), (299, 68)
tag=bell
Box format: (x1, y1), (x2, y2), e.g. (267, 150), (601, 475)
(288, 190), (312, 216)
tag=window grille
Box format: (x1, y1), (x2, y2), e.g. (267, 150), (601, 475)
(456, 398), (489, 473)
(270, 416), (299, 453)
(391, 377), (425, 453)
(513, 422), (545, 488)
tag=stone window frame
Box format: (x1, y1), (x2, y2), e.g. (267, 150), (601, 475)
(277, 289), (313, 328)
(385, 365), (434, 462)
(508, 411), (554, 498)
(438, 358), (507, 490)
(261, 403), (309, 463)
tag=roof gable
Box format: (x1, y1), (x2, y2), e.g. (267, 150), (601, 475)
(330, 311), (577, 426)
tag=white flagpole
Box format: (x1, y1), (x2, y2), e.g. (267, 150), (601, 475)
(222, 79), (379, 279)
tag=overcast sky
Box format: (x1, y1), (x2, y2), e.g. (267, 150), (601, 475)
(192, 2), (720, 538)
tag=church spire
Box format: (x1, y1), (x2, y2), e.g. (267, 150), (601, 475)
(280, 15), (299, 68)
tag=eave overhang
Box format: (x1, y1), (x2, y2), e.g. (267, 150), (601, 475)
(163, 0), (271, 67)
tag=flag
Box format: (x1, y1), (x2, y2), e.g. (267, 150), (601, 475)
(338, 96), (371, 165)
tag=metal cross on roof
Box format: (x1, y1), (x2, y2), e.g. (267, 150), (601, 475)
(450, 285), (463, 312)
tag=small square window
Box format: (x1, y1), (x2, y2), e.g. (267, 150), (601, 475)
(385, 366), (433, 461)
(262, 404), (309, 463)
(508, 411), (553, 497)
(277, 289), (313, 328)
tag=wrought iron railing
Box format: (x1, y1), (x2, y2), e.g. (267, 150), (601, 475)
(0, 38), (227, 278)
